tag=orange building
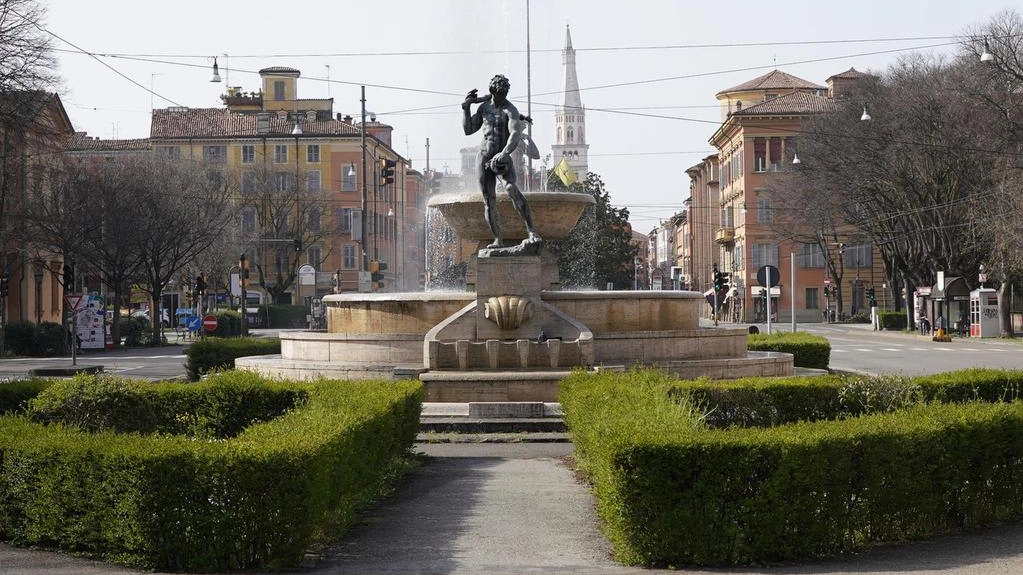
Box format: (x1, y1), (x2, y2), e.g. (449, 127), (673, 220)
(702, 69), (883, 323)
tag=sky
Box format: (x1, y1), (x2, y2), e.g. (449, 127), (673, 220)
(44, 0), (1011, 232)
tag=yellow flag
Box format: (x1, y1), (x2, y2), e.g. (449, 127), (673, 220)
(554, 157), (578, 186)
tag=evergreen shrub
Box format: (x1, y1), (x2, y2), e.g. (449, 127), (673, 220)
(185, 337), (280, 381)
(746, 331), (830, 369)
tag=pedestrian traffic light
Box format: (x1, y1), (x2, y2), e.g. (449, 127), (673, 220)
(867, 286), (876, 306)
(0, 274), (8, 298)
(293, 238), (302, 252)
(378, 158), (397, 186)
(713, 270), (723, 292)
(62, 263), (74, 292)
(194, 274), (206, 295)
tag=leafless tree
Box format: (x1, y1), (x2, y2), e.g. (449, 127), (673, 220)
(791, 54), (996, 326)
(130, 156), (232, 343)
(236, 162), (333, 303)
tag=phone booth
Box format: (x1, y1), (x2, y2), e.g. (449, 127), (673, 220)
(970, 288), (998, 337)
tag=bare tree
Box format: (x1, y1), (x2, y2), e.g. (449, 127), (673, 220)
(237, 162), (333, 303)
(131, 156), (232, 343)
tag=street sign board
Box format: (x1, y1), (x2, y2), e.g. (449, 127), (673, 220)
(187, 316), (202, 332)
(64, 294), (83, 311)
(202, 314), (218, 331)
(757, 265), (781, 287)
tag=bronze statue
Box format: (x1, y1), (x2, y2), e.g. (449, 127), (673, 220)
(462, 74), (541, 250)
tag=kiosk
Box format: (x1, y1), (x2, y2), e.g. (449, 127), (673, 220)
(970, 288), (999, 338)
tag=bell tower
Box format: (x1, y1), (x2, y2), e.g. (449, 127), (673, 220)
(550, 25), (589, 181)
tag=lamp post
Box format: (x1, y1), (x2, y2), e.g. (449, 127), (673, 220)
(239, 253), (248, 336)
(33, 265), (43, 324)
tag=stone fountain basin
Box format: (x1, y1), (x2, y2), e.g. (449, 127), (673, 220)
(428, 191), (594, 241)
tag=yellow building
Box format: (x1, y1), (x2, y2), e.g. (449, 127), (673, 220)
(704, 68), (883, 322)
(0, 91), (74, 330)
(150, 66), (412, 301)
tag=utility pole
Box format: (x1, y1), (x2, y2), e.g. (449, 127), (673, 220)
(525, 0), (533, 192)
(360, 86), (368, 273)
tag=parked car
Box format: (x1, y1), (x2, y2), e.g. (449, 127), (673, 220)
(131, 308), (170, 327)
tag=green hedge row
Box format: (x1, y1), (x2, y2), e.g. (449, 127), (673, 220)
(878, 310), (908, 330)
(185, 337), (281, 381)
(746, 332), (830, 369)
(561, 368), (1023, 567)
(0, 371), (422, 571)
(3, 321), (67, 356)
(27, 375), (304, 438)
(0, 380), (54, 415)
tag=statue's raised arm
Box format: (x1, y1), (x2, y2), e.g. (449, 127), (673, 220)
(461, 88), (489, 136)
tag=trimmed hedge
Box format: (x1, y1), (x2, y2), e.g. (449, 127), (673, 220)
(262, 304), (308, 328)
(3, 321), (66, 356)
(747, 331), (830, 369)
(0, 380), (54, 415)
(0, 370), (422, 571)
(185, 336), (281, 381)
(27, 375), (304, 438)
(878, 310), (908, 330)
(562, 368), (1023, 566)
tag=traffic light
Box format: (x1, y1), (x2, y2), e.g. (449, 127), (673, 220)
(713, 270), (723, 292)
(867, 286), (877, 306)
(720, 272), (731, 292)
(0, 274), (8, 298)
(62, 263), (74, 292)
(194, 274), (206, 295)
(293, 238), (302, 252)
(378, 158), (397, 186)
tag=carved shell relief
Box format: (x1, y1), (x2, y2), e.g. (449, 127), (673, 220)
(483, 295), (533, 330)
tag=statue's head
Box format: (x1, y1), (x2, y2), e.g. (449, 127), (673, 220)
(489, 74), (510, 97)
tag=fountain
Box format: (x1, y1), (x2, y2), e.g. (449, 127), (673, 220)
(237, 191), (793, 401)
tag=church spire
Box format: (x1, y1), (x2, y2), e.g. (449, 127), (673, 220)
(551, 24), (588, 183)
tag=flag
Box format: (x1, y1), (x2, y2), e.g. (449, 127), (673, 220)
(554, 157), (578, 186)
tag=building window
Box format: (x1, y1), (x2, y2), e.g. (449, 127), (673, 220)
(306, 170), (321, 193)
(241, 145), (255, 164)
(843, 244), (872, 268)
(307, 246), (321, 271)
(274, 80), (285, 100)
(159, 146), (180, 159)
(339, 207), (353, 232)
(752, 243), (778, 270)
(343, 245), (356, 269)
(756, 196), (772, 224)
(306, 144), (320, 163)
(274, 172), (294, 193)
(203, 145), (226, 163)
(241, 171), (256, 194)
(207, 170), (223, 189)
(800, 243), (826, 268)
(342, 164), (356, 191)
(307, 207), (321, 232)
(274, 144), (288, 163)
(241, 208), (256, 233)
(732, 242), (744, 271)
(753, 138), (766, 172)
(805, 287), (820, 310)
(769, 137), (782, 171)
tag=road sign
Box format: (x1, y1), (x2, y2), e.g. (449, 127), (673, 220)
(64, 294), (83, 311)
(202, 314), (218, 332)
(186, 316), (201, 332)
(757, 265), (781, 287)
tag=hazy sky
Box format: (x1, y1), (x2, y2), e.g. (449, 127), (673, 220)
(45, 0), (1009, 230)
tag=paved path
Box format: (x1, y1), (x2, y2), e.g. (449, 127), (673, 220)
(5, 442), (1023, 575)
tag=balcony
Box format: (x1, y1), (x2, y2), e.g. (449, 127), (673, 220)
(714, 227), (735, 244)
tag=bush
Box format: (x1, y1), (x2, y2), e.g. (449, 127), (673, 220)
(562, 368), (1023, 566)
(25, 374), (304, 438)
(0, 380), (53, 415)
(0, 371), (422, 571)
(120, 316), (152, 346)
(185, 337), (281, 381)
(3, 321), (66, 356)
(262, 304), (308, 328)
(878, 310), (908, 330)
(747, 331), (830, 369)
(211, 310), (241, 336)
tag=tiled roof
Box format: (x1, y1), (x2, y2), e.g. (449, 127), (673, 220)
(65, 132), (151, 151)
(150, 108), (362, 139)
(732, 91), (837, 116)
(827, 67), (869, 81)
(258, 66), (300, 75)
(717, 69), (825, 96)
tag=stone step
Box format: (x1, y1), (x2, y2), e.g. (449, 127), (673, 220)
(419, 402), (567, 436)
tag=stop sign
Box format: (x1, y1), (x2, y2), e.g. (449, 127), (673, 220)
(202, 314), (218, 331)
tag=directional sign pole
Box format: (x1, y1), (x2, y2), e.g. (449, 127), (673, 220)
(71, 306), (77, 366)
(767, 273), (772, 335)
